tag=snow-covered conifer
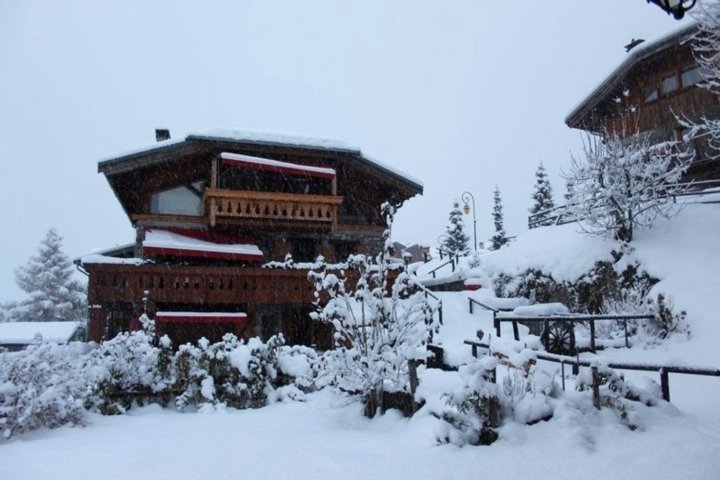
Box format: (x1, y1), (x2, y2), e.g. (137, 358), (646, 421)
(489, 187), (508, 250)
(528, 163), (556, 228)
(564, 134), (692, 242)
(441, 201), (470, 257)
(6, 229), (86, 323)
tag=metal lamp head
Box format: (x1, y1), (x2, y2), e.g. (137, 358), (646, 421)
(647, 0), (697, 19)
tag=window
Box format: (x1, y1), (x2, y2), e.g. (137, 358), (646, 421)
(662, 73), (678, 94)
(150, 181), (205, 216)
(644, 85), (659, 103)
(681, 65), (702, 87)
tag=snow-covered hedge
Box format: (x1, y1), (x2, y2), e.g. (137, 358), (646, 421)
(0, 331), (320, 439)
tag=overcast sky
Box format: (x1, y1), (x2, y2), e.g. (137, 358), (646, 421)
(0, 1), (690, 301)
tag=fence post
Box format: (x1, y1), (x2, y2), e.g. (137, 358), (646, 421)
(660, 368), (670, 402)
(590, 319), (596, 353)
(624, 320), (629, 348)
(408, 360), (419, 395)
(512, 321), (520, 341)
(494, 312), (501, 337)
(591, 365), (601, 410)
(469, 298), (473, 314)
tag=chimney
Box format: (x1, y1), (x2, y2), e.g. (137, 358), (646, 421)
(155, 128), (171, 142)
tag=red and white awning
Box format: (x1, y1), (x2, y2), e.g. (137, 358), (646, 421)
(220, 152), (336, 179)
(155, 311), (249, 324)
(143, 229), (264, 262)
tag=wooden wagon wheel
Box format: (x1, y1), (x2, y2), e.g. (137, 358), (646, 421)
(541, 321), (576, 355)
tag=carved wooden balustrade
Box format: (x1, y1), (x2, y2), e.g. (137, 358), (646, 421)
(204, 188), (343, 229)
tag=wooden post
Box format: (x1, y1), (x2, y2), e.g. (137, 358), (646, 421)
(543, 319), (549, 351)
(590, 319), (596, 353)
(624, 320), (630, 348)
(660, 368), (670, 402)
(512, 320), (520, 341)
(591, 365), (601, 410)
(471, 344), (478, 358)
(469, 298), (473, 314)
(408, 360), (419, 395)
(494, 312), (501, 337)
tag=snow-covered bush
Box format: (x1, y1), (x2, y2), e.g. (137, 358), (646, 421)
(436, 357), (501, 446)
(309, 203), (439, 416)
(0, 342), (91, 439)
(577, 363), (663, 430)
(87, 329), (175, 414)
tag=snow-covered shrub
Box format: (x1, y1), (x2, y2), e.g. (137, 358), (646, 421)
(309, 203), (438, 417)
(506, 365), (558, 425)
(436, 357), (501, 446)
(645, 293), (688, 340)
(87, 330), (174, 414)
(576, 363), (662, 430)
(0, 342), (91, 439)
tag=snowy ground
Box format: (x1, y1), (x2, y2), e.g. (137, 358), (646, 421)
(3, 203), (720, 479)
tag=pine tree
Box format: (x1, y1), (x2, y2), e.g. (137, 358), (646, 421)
(441, 201), (470, 257)
(528, 163), (556, 228)
(6, 228), (87, 322)
(490, 187), (508, 250)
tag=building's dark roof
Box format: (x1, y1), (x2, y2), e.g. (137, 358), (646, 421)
(565, 23), (698, 131)
(98, 130), (423, 193)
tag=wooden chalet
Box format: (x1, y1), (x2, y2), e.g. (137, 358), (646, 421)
(81, 130), (422, 348)
(565, 23), (720, 182)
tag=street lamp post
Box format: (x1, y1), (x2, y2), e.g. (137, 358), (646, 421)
(461, 191), (477, 252)
(646, 0), (696, 19)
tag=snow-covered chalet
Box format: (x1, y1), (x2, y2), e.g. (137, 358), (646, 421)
(80, 130), (422, 347)
(565, 23), (720, 182)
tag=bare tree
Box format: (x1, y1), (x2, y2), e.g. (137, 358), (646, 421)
(564, 134), (692, 242)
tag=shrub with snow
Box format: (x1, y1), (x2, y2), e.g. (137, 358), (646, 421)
(0, 342), (91, 439)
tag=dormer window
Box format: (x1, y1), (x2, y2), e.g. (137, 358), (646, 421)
(681, 65), (702, 87)
(644, 85), (659, 103)
(662, 73), (678, 94)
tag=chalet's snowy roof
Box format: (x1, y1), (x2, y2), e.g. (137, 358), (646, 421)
(97, 129), (423, 191)
(190, 128), (357, 153)
(0, 321), (82, 345)
(565, 22), (698, 131)
(142, 229), (264, 261)
(219, 152), (336, 179)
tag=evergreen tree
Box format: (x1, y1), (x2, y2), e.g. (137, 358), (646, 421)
(490, 187), (508, 250)
(441, 201), (470, 257)
(528, 163), (556, 228)
(6, 228), (87, 322)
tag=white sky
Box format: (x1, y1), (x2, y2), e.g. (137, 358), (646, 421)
(0, 0), (690, 301)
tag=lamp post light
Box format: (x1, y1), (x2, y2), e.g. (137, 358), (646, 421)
(647, 0), (696, 19)
(461, 191), (477, 252)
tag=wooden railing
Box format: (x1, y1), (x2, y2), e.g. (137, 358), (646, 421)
(87, 264), (325, 306)
(204, 188), (344, 229)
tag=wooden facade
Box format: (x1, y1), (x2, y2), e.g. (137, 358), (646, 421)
(83, 132), (421, 347)
(565, 24), (720, 181)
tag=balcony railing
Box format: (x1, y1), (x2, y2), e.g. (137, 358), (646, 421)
(204, 188), (343, 229)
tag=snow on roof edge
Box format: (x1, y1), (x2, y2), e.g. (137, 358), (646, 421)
(565, 21), (697, 128)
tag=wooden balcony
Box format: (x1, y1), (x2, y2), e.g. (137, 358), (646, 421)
(204, 188), (343, 229)
(86, 264), (325, 306)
